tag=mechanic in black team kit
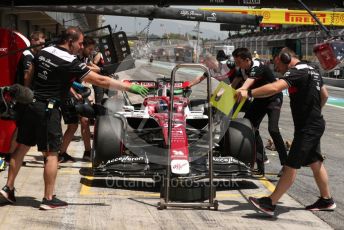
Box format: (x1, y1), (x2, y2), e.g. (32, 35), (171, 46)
(15, 31), (46, 87)
(59, 36), (97, 163)
(232, 48), (288, 175)
(236, 47), (335, 216)
(6, 31), (46, 158)
(0, 27), (148, 210)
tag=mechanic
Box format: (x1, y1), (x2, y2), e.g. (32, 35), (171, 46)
(15, 31), (46, 87)
(7, 31), (46, 161)
(216, 50), (227, 62)
(0, 26), (148, 210)
(236, 47), (335, 216)
(216, 50), (242, 86)
(59, 36), (97, 163)
(253, 50), (260, 59)
(187, 54), (235, 88)
(91, 47), (106, 104)
(233, 48), (288, 175)
(184, 54), (240, 153)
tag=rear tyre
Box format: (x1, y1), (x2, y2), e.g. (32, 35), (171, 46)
(220, 118), (255, 166)
(92, 114), (124, 168)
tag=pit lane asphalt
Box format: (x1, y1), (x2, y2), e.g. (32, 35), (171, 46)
(0, 60), (341, 229)
(261, 90), (344, 230)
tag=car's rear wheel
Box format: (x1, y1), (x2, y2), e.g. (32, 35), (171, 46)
(92, 114), (124, 168)
(220, 118), (255, 166)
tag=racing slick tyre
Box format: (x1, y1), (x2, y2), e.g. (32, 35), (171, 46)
(221, 118), (255, 166)
(92, 114), (124, 168)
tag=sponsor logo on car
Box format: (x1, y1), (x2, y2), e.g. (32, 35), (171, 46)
(172, 150), (184, 156)
(171, 160), (190, 174)
(106, 156), (145, 164)
(212, 157), (238, 164)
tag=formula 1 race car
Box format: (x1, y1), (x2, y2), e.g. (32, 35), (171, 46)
(92, 76), (257, 180)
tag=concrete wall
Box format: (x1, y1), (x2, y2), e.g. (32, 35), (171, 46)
(1, 9), (99, 39)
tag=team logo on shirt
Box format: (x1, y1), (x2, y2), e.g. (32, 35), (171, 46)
(79, 63), (87, 70)
(38, 72), (47, 80)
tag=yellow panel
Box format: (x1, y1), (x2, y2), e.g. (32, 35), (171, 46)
(210, 82), (246, 119)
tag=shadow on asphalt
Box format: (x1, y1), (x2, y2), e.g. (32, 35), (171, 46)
(0, 195), (109, 209)
(0, 196), (41, 208)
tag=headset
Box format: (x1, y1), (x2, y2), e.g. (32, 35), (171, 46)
(279, 52), (292, 65)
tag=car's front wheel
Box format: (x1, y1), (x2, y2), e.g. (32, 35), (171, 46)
(220, 118), (255, 167)
(92, 114), (124, 168)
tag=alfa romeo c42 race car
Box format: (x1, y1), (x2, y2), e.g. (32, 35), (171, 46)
(92, 76), (260, 181)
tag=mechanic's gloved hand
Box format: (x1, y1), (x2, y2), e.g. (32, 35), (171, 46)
(182, 81), (191, 89)
(129, 84), (149, 97)
(173, 89), (184, 95)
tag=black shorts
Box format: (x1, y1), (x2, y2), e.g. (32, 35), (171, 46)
(286, 124), (325, 169)
(61, 100), (79, 125)
(244, 99), (269, 129)
(15, 103), (28, 127)
(16, 101), (62, 152)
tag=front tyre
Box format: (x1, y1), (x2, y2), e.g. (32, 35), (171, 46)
(220, 118), (255, 166)
(92, 114), (124, 168)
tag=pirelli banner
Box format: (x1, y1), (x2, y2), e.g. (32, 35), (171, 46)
(201, 8), (344, 26)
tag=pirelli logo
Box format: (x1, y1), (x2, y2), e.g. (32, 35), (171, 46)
(204, 8), (344, 26)
(285, 12), (327, 24)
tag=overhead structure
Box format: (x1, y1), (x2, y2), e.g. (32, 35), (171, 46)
(0, 9), (93, 34)
(0, 0), (343, 8)
(6, 5), (262, 26)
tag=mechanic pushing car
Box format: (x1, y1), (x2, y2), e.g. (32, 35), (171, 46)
(59, 36), (97, 163)
(236, 47), (335, 216)
(187, 54), (235, 88)
(233, 47), (288, 175)
(0, 26), (148, 210)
